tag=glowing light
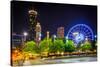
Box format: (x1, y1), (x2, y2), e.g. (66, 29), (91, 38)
(39, 37), (41, 41)
(28, 10), (37, 15)
(14, 50), (18, 53)
(61, 52), (64, 55)
(23, 32), (28, 36)
(75, 33), (85, 43)
(66, 36), (68, 39)
(39, 33), (41, 37)
(95, 35), (97, 38)
(73, 32), (79, 36)
(53, 35), (56, 38)
(85, 36), (88, 41)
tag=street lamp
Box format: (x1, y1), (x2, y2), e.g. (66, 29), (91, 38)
(53, 34), (56, 41)
(23, 32), (28, 41)
(24, 32), (28, 36)
(94, 35), (97, 41)
(53, 35), (56, 38)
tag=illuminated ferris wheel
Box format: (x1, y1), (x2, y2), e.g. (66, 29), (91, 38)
(67, 24), (94, 44)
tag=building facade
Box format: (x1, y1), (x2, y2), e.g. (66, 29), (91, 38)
(35, 22), (41, 45)
(57, 27), (64, 38)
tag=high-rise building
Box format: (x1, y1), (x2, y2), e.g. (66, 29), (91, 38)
(57, 27), (64, 38)
(28, 9), (37, 40)
(35, 22), (41, 45)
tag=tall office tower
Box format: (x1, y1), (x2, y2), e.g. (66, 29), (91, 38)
(35, 22), (41, 45)
(57, 27), (64, 38)
(28, 9), (37, 40)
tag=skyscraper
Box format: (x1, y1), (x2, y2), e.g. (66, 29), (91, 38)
(57, 27), (64, 38)
(28, 9), (37, 40)
(35, 22), (41, 45)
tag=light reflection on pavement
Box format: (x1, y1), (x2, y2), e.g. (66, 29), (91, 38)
(23, 57), (97, 65)
(43, 57), (97, 64)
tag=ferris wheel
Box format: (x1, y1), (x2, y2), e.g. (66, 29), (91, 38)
(67, 24), (94, 44)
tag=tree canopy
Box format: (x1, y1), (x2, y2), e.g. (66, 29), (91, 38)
(65, 40), (76, 52)
(49, 39), (65, 53)
(40, 38), (52, 52)
(80, 41), (92, 51)
(23, 41), (39, 53)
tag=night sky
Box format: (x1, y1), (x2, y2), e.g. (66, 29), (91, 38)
(11, 1), (97, 37)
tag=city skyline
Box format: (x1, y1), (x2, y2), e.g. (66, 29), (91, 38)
(11, 1), (97, 38)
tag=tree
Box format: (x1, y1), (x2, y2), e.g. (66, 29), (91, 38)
(48, 42), (56, 53)
(54, 39), (65, 53)
(23, 41), (39, 53)
(39, 38), (52, 52)
(65, 40), (76, 52)
(49, 39), (65, 53)
(80, 41), (92, 51)
(39, 38), (53, 57)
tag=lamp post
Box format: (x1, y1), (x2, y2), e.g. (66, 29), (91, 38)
(94, 35), (97, 41)
(23, 32), (28, 42)
(53, 34), (56, 41)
